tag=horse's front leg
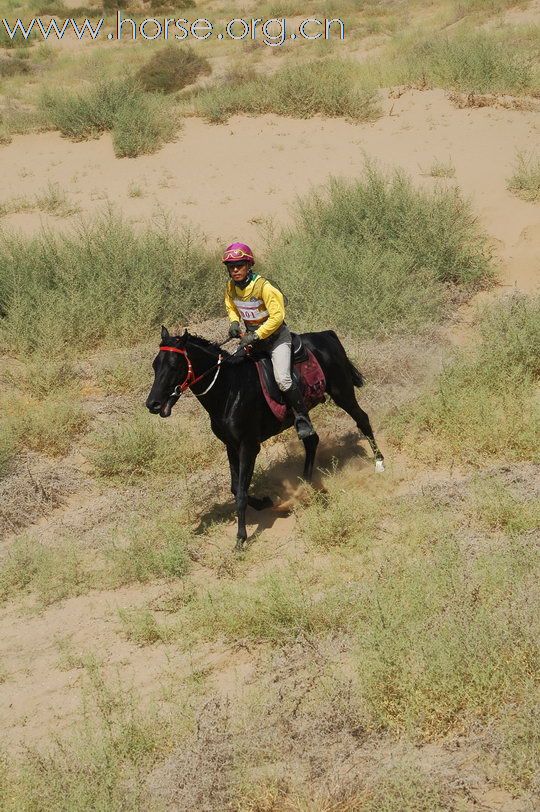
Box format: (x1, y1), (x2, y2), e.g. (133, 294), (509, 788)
(235, 441), (260, 550)
(302, 432), (319, 482)
(226, 444), (239, 498)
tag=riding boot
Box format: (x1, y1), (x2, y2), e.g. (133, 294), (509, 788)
(282, 381), (316, 440)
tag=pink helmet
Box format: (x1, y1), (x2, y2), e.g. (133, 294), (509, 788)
(222, 242), (254, 265)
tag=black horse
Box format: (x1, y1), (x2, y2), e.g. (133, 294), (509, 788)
(146, 326), (384, 548)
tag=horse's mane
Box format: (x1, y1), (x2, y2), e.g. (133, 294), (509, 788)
(183, 331), (232, 357)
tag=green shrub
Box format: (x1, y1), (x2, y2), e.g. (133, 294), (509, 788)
(265, 164), (493, 337)
(359, 762), (450, 812)
(107, 515), (191, 584)
(194, 58), (380, 123)
(354, 536), (539, 736)
(467, 477), (540, 535)
(0, 391), (87, 459)
(0, 210), (221, 355)
(90, 415), (159, 479)
(136, 45), (211, 94)
(0, 23), (36, 49)
(94, 355), (151, 395)
(40, 78), (180, 157)
(90, 410), (221, 481)
(112, 93), (180, 157)
(22, 399), (88, 456)
(181, 571), (363, 644)
(508, 152), (540, 202)
(399, 29), (537, 95)
(388, 295), (540, 463)
(40, 78), (131, 140)
(6, 357), (79, 397)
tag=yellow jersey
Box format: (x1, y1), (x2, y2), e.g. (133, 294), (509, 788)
(225, 274), (286, 341)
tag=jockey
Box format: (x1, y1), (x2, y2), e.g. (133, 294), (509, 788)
(223, 241), (315, 440)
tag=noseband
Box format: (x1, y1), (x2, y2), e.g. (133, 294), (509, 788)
(160, 345), (222, 398)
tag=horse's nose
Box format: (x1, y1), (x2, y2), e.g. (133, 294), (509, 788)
(146, 399), (161, 413)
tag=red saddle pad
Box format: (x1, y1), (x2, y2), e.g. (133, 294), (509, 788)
(255, 349), (326, 422)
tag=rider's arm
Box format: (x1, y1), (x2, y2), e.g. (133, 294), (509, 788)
(224, 283), (241, 323)
(255, 282), (285, 341)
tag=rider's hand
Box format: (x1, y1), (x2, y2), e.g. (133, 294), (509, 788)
(238, 332), (259, 350)
(228, 321), (241, 339)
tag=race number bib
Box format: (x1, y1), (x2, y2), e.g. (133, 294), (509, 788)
(234, 298), (269, 324)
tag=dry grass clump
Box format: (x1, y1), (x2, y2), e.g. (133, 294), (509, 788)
(508, 151), (540, 201)
(3, 357), (79, 397)
(465, 474), (540, 536)
(427, 158), (456, 178)
(0, 183), (79, 219)
(40, 78), (180, 157)
(0, 508), (194, 605)
(1, 392), (88, 458)
(192, 58), (380, 123)
(0, 56), (32, 77)
(106, 512), (192, 585)
(388, 294), (540, 464)
(0, 534), (90, 605)
(179, 569), (365, 645)
(494, 695), (540, 793)
(0, 459), (81, 537)
(295, 476), (381, 549)
(135, 45), (211, 94)
(265, 163), (493, 338)
(22, 399), (89, 456)
(0, 24), (35, 49)
(118, 606), (174, 645)
(0, 211), (221, 355)
(0, 665), (179, 811)
(353, 531), (539, 736)
(0, 428), (17, 479)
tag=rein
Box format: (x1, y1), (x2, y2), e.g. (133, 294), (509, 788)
(160, 345), (223, 397)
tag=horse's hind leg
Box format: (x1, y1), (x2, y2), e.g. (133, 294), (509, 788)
(330, 387), (385, 472)
(302, 431), (319, 482)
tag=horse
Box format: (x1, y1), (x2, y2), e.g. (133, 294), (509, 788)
(146, 326), (384, 548)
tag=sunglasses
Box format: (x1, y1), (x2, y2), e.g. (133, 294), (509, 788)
(226, 262), (249, 271)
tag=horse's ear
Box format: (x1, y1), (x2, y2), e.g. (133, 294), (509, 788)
(161, 325), (170, 341)
(183, 328), (188, 336)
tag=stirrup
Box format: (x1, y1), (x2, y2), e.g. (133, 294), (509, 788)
(294, 415), (315, 440)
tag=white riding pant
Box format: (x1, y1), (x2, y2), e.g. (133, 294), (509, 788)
(258, 324), (292, 392)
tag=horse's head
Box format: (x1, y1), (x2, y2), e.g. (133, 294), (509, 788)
(146, 326), (189, 418)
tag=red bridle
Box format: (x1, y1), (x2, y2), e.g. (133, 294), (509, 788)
(160, 345), (222, 397)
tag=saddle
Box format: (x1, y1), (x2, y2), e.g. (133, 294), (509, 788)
(252, 333), (326, 422)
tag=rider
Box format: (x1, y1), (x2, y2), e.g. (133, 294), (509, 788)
(223, 242), (315, 440)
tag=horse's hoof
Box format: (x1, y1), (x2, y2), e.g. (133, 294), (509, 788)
(248, 496), (273, 511)
(235, 538), (246, 552)
(375, 459), (385, 473)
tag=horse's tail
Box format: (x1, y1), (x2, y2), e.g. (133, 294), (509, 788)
(348, 359), (364, 388)
(325, 330), (364, 388)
